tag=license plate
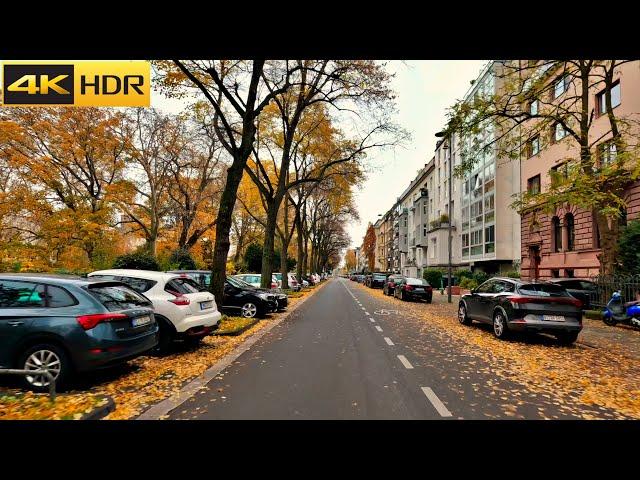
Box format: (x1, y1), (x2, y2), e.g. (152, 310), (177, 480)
(132, 316), (151, 327)
(543, 315), (565, 322)
(414, 288), (424, 292)
(200, 301), (213, 310)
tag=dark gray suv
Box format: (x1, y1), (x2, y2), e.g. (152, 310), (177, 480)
(458, 277), (583, 344)
(0, 275), (158, 391)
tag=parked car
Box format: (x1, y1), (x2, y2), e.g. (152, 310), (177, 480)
(0, 274), (158, 391)
(232, 276), (288, 311)
(368, 273), (389, 289)
(274, 273), (300, 291)
(383, 274), (405, 296)
(457, 277), (583, 344)
(88, 269), (221, 352)
(394, 277), (433, 302)
(222, 276), (279, 318)
(234, 273), (279, 289)
(548, 278), (599, 310)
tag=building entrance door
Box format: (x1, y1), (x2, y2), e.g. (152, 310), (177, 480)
(529, 245), (541, 280)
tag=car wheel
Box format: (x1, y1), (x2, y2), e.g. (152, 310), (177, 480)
(458, 303), (472, 325)
(492, 310), (510, 339)
(427, 296), (432, 304)
(154, 317), (175, 355)
(241, 302), (258, 318)
(19, 343), (71, 393)
(603, 315), (617, 326)
(400, 290), (405, 301)
(556, 331), (579, 345)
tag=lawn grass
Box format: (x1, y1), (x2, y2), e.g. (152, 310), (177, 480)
(584, 310), (604, 320)
(214, 316), (259, 336)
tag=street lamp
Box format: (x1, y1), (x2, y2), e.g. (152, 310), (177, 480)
(435, 129), (453, 304)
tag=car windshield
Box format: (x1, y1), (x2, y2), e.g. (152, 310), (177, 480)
(518, 283), (570, 297)
(407, 278), (428, 286)
(86, 283), (151, 311)
(228, 276), (253, 289)
(374, 274), (386, 280)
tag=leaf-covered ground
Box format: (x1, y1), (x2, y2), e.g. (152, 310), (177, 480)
(356, 282), (640, 419)
(0, 392), (109, 420)
(215, 316), (259, 335)
(0, 287), (320, 420)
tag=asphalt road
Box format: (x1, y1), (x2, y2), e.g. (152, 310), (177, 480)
(169, 278), (620, 419)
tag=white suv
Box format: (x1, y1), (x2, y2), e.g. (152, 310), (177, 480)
(88, 269), (222, 352)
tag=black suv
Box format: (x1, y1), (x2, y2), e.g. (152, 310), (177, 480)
(222, 276), (278, 318)
(458, 277), (583, 344)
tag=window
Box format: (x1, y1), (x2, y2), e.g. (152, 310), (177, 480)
(484, 193), (495, 212)
(0, 281), (45, 308)
(527, 174), (541, 194)
(116, 276), (157, 293)
(529, 99), (539, 115)
(551, 269), (560, 278)
(462, 233), (469, 247)
(552, 216), (562, 253)
(554, 75), (569, 99)
(553, 122), (568, 142)
(423, 203), (427, 215)
(471, 229), (483, 246)
(597, 81), (621, 115)
(430, 198), (433, 214)
(45, 285), (77, 308)
(528, 135), (540, 157)
(476, 280), (496, 293)
(87, 284), (151, 311)
(565, 213), (575, 251)
(598, 140), (617, 165)
(485, 225), (495, 242)
(565, 268), (575, 278)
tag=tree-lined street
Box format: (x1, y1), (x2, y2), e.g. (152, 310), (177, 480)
(168, 278), (640, 420)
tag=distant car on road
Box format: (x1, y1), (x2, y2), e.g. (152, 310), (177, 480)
(274, 273), (301, 291)
(88, 269), (221, 352)
(547, 278), (599, 310)
(383, 274), (405, 296)
(0, 274), (158, 391)
(394, 277), (433, 303)
(457, 277), (583, 344)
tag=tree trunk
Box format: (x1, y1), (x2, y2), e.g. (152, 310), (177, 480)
(596, 212), (619, 275)
(295, 214), (304, 284)
(209, 153), (248, 303)
(279, 234), (289, 289)
(260, 199), (278, 288)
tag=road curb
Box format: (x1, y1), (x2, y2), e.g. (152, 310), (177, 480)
(136, 279), (330, 420)
(82, 395), (115, 420)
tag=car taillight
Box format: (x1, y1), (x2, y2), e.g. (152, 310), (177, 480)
(169, 295), (191, 306)
(405, 285), (413, 291)
(510, 296), (582, 308)
(77, 313), (128, 330)
(272, 282), (277, 289)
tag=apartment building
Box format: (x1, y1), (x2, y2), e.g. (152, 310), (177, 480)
(519, 61), (640, 279)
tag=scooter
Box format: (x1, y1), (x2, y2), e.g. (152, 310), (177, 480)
(602, 291), (640, 327)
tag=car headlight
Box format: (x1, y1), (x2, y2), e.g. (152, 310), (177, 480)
(257, 293), (271, 300)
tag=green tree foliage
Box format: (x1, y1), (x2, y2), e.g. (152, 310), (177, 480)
(423, 268), (443, 287)
(243, 243), (263, 273)
(617, 220), (640, 274)
(168, 248), (198, 270)
(112, 252), (161, 271)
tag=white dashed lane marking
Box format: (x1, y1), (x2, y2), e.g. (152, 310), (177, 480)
(375, 326), (383, 332)
(421, 387), (453, 417)
(369, 318), (375, 323)
(384, 337), (394, 346)
(397, 355), (413, 369)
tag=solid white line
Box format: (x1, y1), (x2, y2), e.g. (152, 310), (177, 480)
(421, 387), (453, 417)
(397, 355), (413, 369)
(375, 325), (383, 332)
(384, 337), (394, 346)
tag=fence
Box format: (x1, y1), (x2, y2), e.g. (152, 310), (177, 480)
(590, 275), (640, 309)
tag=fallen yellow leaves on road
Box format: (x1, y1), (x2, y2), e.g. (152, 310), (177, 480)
(0, 392), (109, 420)
(359, 283), (640, 419)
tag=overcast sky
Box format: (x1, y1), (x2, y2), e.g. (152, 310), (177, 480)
(152, 60), (488, 249)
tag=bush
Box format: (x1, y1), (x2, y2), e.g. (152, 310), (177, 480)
(168, 248), (197, 270)
(456, 269), (474, 281)
(505, 270), (521, 279)
(112, 252), (161, 271)
(584, 310), (603, 320)
(423, 268), (443, 288)
(617, 220), (640, 275)
(459, 277), (478, 290)
(473, 271), (489, 284)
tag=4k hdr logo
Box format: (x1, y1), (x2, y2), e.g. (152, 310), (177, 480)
(1, 61), (150, 107)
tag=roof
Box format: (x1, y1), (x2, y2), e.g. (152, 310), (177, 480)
(0, 273), (108, 287)
(88, 269), (180, 282)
